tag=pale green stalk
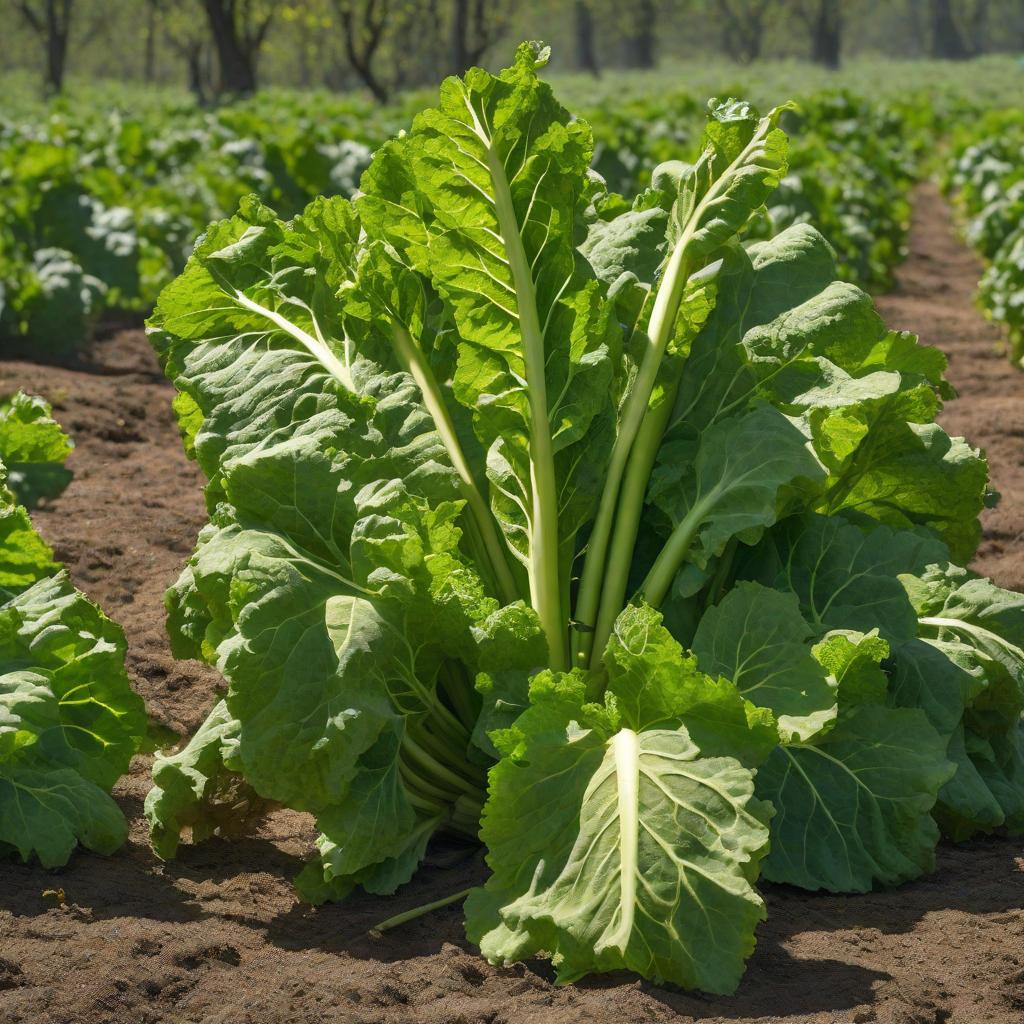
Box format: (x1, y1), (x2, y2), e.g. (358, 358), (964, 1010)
(482, 138), (566, 670)
(577, 122), (775, 668)
(572, 243), (690, 667)
(638, 491), (718, 609)
(390, 323), (518, 605)
(369, 887), (474, 938)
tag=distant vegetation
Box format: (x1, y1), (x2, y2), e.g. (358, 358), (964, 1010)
(3, 0), (1024, 102)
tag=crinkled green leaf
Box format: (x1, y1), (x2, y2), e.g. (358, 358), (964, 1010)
(740, 514), (947, 641)
(148, 191), (495, 893)
(646, 404), (824, 593)
(471, 601), (547, 758)
(145, 699), (270, 859)
(358, 41), (620, 666)
(757, 704), (954, 891)
(1, 572), (145, 865)
(605, 602), (777, 765)
(692, 581), (836, 742)
(0, 763), (127, 868)
(468, 632), (771, 994)
(0, 391), (73, 509)
(813, 630), (889, 706)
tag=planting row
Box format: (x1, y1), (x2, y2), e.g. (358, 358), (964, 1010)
(945, 109), (1024, 366)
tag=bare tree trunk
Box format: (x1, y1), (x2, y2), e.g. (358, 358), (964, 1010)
(203, 0), (257, 95)
(14, 0), (79, 94)
(144, 0), (158, 82)
(335, 0), (391, 103)
(965, 0), (990, 53)
(450, 0), (471, 75)
(449, 0), (501, 76)
(575, 0), (599, 76)
(186, 45), (208, 104)
(45, 13), (69, 94)
(929, 0), (971, 58)
(621, 0), (657, 68)
(720, 0), (765, 64)
(810, 0), (841, 68)
(905, 0), (925, 55)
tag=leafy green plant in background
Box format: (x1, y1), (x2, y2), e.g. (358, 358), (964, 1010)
(146, 44), (1023, 993)
(0, 98), (380, 354)
(0, 399), (147, 866)
(0, 60), (940, 357)
(945, 109), (1024, 366)
(0, 391), (73, 508)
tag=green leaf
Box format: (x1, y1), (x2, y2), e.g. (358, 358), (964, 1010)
(757, 704), (954, 891)
(1, 572), (145, 865)
(471, 601), (548, 758)
(909, 564), (1024, 689)
(358, 41), (621, 667)
(0, 392), (73, 509)
(148, 188), (504, 896)
(643, 405), (824, 605)
(0, 763), (127, 868)
(934, 724), (1008, 841)
(692, 581), (837, 742)
(813, 630), (890, 706)
(605, 602), (777, 765)
(815, 404), (987, 565)
(0, 489), (57, 602)
(467, 655), (771, 994)
(145, 699), (271, 860)
(740, 514), (947, 641)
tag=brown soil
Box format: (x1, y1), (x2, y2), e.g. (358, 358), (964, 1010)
(1, 185), (1023, 1024)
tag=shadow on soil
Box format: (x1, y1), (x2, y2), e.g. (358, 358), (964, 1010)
(2, 789), (1022, 1021)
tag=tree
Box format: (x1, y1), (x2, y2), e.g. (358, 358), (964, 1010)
(928, 0), (971, 58)
(143, 0), (159, 82)
(962, 0), (991, 53)
(202, 0), (276, 96)
(797, 0), (842, 67)
(449, 0), (507, 76)
(620, 0), (656, 68)
(334, 0), (391, 101)
(13, 0), (74, 94)
(574, 0), (600, 76)
(718, 0), (775, 63)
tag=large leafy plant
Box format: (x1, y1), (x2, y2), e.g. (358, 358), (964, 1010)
(147, 45), (1024, 992)
(0, 399), (146, 866)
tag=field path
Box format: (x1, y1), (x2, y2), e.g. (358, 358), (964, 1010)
(1, 188), (1023, 1024)
(876, 183), (1024, 593)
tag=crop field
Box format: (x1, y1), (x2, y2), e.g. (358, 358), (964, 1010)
(2, 34), (1024, 1024)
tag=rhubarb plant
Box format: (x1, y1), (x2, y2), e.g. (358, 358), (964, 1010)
(146, 44), (1023, 993)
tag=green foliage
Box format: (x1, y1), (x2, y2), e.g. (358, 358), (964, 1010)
(147, 45), (1023, 993)
(0, 59), (944, 356)
(0, 392), (73, 508)
(0, 401), (146, 867)
(945, 109), (1024, 366)
(0, 96), (381, 353)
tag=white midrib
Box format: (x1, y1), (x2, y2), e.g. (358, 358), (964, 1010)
(609, 727), (640, 949)
(463, 91), (565, 668)
(920, 615), (1024, 663)
(232, 288), (356, 392)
